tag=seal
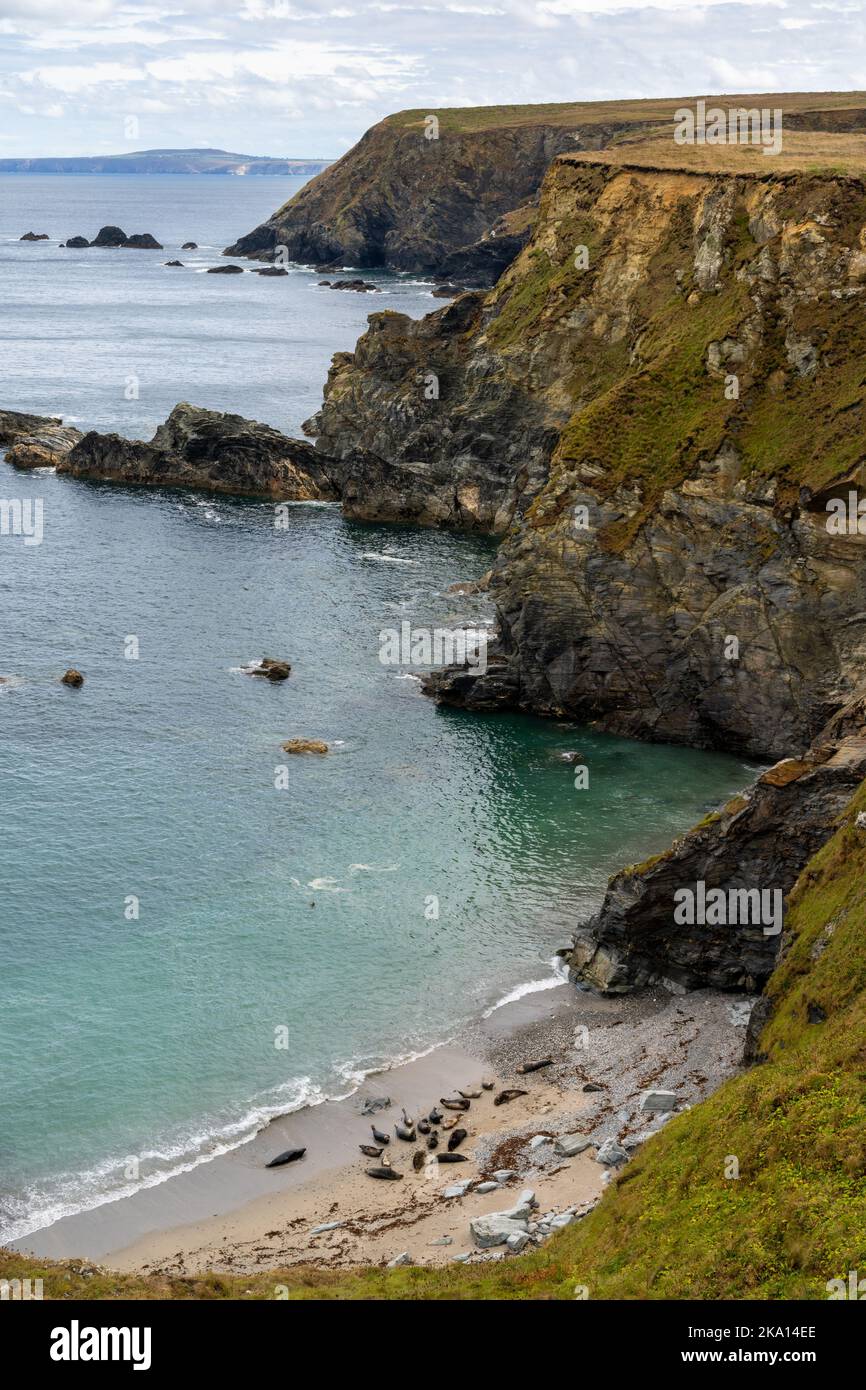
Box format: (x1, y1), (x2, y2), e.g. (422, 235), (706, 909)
(516, 1057), (552, 1074)
(401, 1108), (414, 1127)
(426, 1132), (439, 1150)
(265, 1147), (306, 1168)
(440, 1097), (469, 1111)
(494, 1089), (528, 1106)
(395, 1123), (417, 1142)
(458, 1088), (481, 1099)
(371, 1124), (390, 1144)
(436, 1152), (468, 1163)
(447, 1127), (467, 1152)
(367, 1166), (402, 1180)
(412, 1150), (425, 1172)
(481, 1077), (495, 1090)
(441, 1116), (459, 1130)
(359, 1144), (383, 1158)
(417, 1118), (431, 1135)
(428, 1107), (443, 1124)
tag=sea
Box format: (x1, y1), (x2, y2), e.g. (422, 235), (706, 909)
(0, 174), (758, 1244)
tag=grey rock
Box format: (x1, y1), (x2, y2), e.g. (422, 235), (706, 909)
(493, 1169), (518, 1182)
(506, 1231), (530, 1252)
(470, 1214), (529, 1248)
(476, 1181), (502, 1193)
(553, 1132), (592, 1157)
(640, 1090), (678, 1113)
(596, 1139), (629, 1167)
(387, 1251), (412, 1267)
(443, 1181), (472, 1198)
(309, 1221), (344, 1234)
(428, 1235), (453, 1246)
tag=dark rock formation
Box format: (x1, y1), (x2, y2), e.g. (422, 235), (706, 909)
(304, 291), (558, 530)
(252, 267), (288, 277)
(20, 232), (49, 241)
(123, 233), (162, 250)
(319, 279), (380, 292)
(0, 408), (63, 445)
(208, 264), (244, 274)
(65, 227), (163, 249)
(182, 242), (198, 250)
(281, 738), (329, 754)
(59, 402), (339, 502)
(64, 237), (89, 248)
(567, 695), (866, 994)
(249, 658), (291, 681)
(164, 260), (184, 267)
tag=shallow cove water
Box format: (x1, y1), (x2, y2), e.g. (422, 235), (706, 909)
(0, 176), (759, 1244)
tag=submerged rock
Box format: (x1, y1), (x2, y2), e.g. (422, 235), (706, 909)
(61, 669), (84, 687)
(248, 658), (291, 681)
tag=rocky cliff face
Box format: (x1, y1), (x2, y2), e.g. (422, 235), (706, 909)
(60, 403), (338, 501)
(386, 157), (866, 765)
(223, 102), (705, 282)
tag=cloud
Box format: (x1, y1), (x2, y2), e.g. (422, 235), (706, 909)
(0, 0), (860, 158)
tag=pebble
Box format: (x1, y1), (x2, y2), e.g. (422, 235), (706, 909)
(493, 1169), (517, 1182)
(309, 1221), (344, 1235)
(443, 1181), (472, 1198)
(529, 1135), (548, 1149)
(476, 1181), (502, 1193)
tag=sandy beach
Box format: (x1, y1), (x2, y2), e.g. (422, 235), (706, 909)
(14, 977), (753, 1276)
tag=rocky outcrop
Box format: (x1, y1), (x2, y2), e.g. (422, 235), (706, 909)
(568, 696), (866, 993)
(0, 408), (63, 445)
(5, 424), (83, 468)
(60, 403), (339, 501)
(87, 226), (163, 249)
(304, 292), (560, 530)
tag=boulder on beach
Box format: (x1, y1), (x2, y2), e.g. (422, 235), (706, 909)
(61, 669), (84, 687)
(281, 738), (329, 755)
(20, 232), (49, 242)
(208, 264), (244, 274)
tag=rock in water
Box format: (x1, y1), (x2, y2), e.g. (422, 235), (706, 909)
(90, 225), (128, 247)
(281, 739), (329, 755)
(64, 237), (89, 248)
(208, 264), (244, 274)
(248, 657), (291, 681)
(59, 401), (339, 503)
(20, 232), (49, 242)
(61, 669), (84, 688)
(181, 242), (198, 250)
(5, 424), (82, 470)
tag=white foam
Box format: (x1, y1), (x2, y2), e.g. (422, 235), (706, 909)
(481, 959), (567, 1018)
(360, 552), (417, 565)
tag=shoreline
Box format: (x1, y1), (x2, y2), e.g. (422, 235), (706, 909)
(11, 977), (753, 1273)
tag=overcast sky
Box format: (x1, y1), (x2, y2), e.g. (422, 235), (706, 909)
(0, 0), (862, 158)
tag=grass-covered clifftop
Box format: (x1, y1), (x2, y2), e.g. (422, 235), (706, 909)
(5, 779), (866, 1300)
(224, 92), (866, 281)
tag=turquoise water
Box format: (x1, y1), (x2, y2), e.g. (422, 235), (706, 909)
(0, 178), (758, 1242)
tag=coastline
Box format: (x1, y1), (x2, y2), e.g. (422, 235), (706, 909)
(12, 977), (752, 1273)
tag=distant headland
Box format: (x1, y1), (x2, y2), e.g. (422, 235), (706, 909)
(0, 148), (333, 176)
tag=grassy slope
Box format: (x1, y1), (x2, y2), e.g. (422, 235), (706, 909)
(5, 780), (866, 1300)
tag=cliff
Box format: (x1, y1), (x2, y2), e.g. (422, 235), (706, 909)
(225, 94), (866, 283)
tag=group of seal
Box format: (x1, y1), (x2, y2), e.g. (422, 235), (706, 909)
(360, 1083), (496, 1181)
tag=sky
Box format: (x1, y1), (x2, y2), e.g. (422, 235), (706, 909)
(0, 0), (862, 158)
